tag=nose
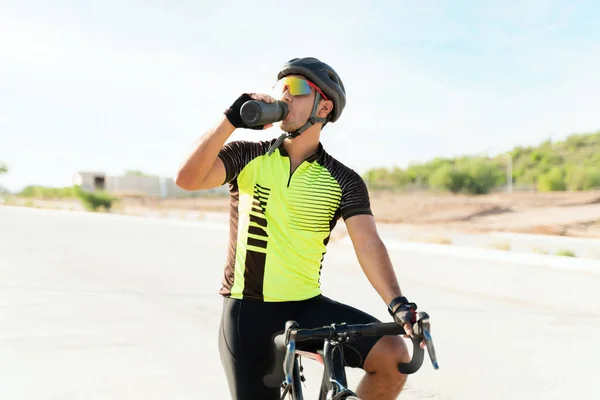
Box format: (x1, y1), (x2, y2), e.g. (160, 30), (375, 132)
(281, 89), (293, 103)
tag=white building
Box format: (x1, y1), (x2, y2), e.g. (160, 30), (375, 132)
(72, 171), (106, 193)
(72, 171), (228, 198)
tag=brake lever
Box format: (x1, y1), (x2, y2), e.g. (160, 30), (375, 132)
(414, 312), (439, 370)
(422, 325), (439, 369)
(283, 327), (298, 384)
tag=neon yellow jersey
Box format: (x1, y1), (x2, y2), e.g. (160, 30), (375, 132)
(216, 138), (373, 302)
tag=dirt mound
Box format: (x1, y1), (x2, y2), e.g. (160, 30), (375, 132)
(376, 204), (513, 224)
(461, 206), (513, 221)
(513, 225), (569, 236)
(559, 195), (600, 207)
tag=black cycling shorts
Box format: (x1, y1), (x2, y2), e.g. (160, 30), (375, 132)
(218, 294), (382, 400)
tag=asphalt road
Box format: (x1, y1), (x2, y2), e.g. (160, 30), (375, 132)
(1, 206), (599, 399)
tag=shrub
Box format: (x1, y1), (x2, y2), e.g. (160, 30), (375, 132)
(460, 158), (504, 195)
(19, 185), (76, 198)
(73, 185), (117, 212)
(489, 242), (511, 251)
(428, 164), (467, 193)
(580, 167), (600, 190)
(556, 249), (576, 257)
(537, 167), (566, 192)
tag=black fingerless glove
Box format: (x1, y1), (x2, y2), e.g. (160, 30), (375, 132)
(223, 93), (264, 130)
(392, 303), (417, 328)
(388, 296), (417, 326)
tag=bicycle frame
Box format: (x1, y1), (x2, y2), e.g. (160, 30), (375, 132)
(284, 338), (356, 400)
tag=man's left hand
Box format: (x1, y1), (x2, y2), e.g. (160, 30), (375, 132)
(393, 303), (427, 349)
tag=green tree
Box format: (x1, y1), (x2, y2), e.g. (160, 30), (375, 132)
(428, 164), (467, 193)
(390, 167), (411, 187)
(0, 162), (8, 196)
(565, 134), (588, 151)
(567, 166), (600, 190)
(365, 168), (394, 190)
(18, 185), (75, 198)
(537, 167), (567, 192)
(566, 166), (586, 191)
(460, 158), (504, 195)
(583, 167), (600, 189)
(125, 170), (155, 177)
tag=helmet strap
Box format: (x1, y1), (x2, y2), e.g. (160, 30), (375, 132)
(287, 92), (328, 138)
(267, 92), (328, 156)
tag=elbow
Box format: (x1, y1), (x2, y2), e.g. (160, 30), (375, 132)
(174, 169), (198, 191)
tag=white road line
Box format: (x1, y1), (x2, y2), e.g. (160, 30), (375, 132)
(489, 230), (600, 245)
(338, 236), (600, 273)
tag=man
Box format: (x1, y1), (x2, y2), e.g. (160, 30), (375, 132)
(175, 57), (424, 399)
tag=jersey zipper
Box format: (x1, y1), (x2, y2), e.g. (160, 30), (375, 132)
(287, 159), (293, 187)
(287, 154), (314, 187)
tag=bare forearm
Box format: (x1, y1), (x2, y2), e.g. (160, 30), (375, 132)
(355, 237), (404, 306)
(175, 115), (235, 190)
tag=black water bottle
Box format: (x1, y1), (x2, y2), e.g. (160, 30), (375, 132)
(240, 100), (289, 127)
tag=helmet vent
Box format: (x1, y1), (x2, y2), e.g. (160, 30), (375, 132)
(327, 70), (340, 84)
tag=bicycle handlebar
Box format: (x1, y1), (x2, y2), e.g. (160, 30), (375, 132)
(263, 311), (439, 389)
(295, 321), (405, 340)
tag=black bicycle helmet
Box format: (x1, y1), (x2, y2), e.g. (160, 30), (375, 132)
(277, 57), (346, 123)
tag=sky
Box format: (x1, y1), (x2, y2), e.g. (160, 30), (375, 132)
(1, 0), (599, 192)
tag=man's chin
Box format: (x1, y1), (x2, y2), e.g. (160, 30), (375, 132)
(280, 120), (306, 133)
(280, 122), (296, 133)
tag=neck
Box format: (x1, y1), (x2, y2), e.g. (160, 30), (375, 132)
(282, 125), (321, 162)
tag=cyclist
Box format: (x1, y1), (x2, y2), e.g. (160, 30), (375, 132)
(175, 57), (424, 400)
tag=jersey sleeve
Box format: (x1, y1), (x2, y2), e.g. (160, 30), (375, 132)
(217, 140), (265, 184)
(340, 170), (373, 220)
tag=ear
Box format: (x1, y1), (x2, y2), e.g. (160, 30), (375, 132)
(317, 99), (334, 119)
